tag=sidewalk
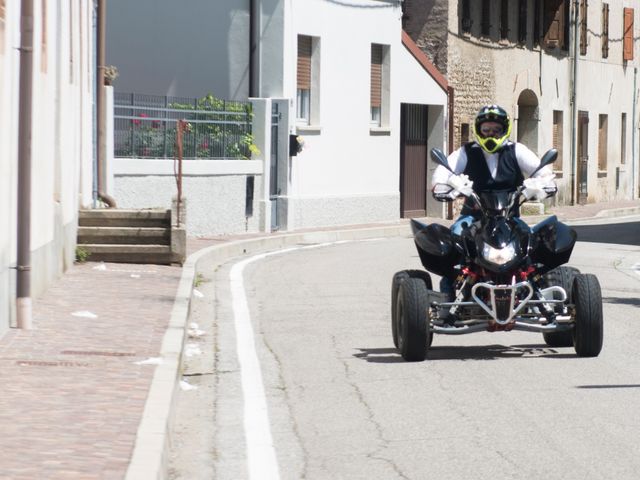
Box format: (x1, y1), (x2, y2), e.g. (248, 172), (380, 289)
(0, 199), (638, 479)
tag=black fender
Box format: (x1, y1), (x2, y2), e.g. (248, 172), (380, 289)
(530, 215), (577, 272)
(411, 220), (460, 278)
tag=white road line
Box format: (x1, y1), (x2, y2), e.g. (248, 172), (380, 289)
(633, 263), (640, 277)
(229, 243), (337, 480)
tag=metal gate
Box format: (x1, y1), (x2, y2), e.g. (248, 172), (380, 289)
(400, 104), (429, 218)
(577, 111), (589, 205)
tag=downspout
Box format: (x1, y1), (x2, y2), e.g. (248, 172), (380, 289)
(633, 67), (637, 199)
(96, 0), (116, 207)
(249, 0), (261, 98)
(16, 0), (34, 329)
(570, 0), (579, 205)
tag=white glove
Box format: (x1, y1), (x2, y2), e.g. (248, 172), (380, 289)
(446, 174), (474, 197)
(522, 177), (548, 201)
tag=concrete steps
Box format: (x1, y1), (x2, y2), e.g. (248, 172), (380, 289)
(77, 209), (185, 265)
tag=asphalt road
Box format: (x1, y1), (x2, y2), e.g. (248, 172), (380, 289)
(170, 216), (640, 480)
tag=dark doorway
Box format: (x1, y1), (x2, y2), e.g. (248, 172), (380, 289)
(400, 103), (429, 218)
(577, 110), (589, 204)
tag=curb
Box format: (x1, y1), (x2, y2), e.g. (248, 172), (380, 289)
(124, 223), (410, 480)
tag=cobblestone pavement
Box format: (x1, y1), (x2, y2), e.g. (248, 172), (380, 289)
(0, 199), (638, 479)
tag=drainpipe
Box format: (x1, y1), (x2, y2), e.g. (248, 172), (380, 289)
(249, 0), (261, 97)
(633, 67), (637, 199)
(16, 0), (34, 329)
(96, 0), (116, 207)
(570, 0), (579, 205)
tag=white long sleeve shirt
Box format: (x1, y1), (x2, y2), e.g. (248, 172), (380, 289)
(431, 141), (555, 187)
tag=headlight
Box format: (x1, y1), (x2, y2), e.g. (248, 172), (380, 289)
(482, 242), (516, 265)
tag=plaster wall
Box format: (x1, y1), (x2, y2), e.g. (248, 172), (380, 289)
(0, 0), (94, 332)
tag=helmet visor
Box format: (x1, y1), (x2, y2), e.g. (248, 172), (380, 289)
(479, 122), (505, 138)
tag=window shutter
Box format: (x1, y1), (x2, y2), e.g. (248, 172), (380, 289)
(370, 44), (382, 109)
(481, 0), (491, 36)
(544, 0), (565, 49)
(297, 35), (312, 90)
(602, 3), (609, 58)
(623, 8), (634, 61)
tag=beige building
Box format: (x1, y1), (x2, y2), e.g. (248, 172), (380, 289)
(403, 0), (639, 205)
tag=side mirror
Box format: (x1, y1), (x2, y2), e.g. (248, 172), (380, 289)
(530, 148), (558, 176)
(430, 148), (454, 173)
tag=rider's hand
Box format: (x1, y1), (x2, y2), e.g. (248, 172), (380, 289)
(447, 174), (474, 197)
(522, 177), (548, 201)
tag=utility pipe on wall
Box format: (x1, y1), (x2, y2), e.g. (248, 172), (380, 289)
(249, 0), (261, 98)
(96, 0), (116, 207)
(16, 0), (35, 329)
(570, 0), (579, 205)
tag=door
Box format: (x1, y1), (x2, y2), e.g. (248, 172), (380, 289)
(577, 111), (589, 205)
(400, 104), (428, 218)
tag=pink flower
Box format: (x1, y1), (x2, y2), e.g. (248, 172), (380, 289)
(152, 120), (161, 128)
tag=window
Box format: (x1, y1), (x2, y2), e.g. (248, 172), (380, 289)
(552, 111), (563, 173)
(602, 3), (609, 58)
(543, 0), (567, 50)
(500, 0), (509, 40)
(370, 43), (390, 129)
(481, 0), (491, 37)
(598, 114), (608, 172)
(296, 35), (312, 124)
(623, 7), (634, 61)
(518, 0), (528, 44)
(621, 113), (627, 165)
(370, 44), (382, 126)
(534, 0), (541, 46)
(41, 0), (47, 72)
(580, 0), (587, 55)
(461, 0), (472, 34)
(460, 123), (470, 146)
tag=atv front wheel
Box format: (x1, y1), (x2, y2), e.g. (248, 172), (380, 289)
(572, 273), (603, 357)
(391, 270), (432, 348)
(396, 276), (431, 361)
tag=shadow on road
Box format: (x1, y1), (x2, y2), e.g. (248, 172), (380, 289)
(603, 296), (640, 306)
(354, 343), (577, 363)
(576, 384), (640, 389)
(573, 221), (640, 246)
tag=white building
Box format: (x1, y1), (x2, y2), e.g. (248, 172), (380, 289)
(0, 1), (95, 332)
(107, 0), (450, 235)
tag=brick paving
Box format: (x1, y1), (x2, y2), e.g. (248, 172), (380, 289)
(0, 198), (638, 479)
(0, 263), (181, 479)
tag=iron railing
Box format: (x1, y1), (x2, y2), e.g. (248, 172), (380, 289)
(114, 93), (253, 159)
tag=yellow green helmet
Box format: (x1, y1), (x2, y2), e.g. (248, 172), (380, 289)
(473, 105), (512, 153)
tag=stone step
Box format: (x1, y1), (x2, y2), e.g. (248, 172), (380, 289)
(78, 244), (174, 264)
(77, 227), (170, 245)
(79, 209), (171, 228)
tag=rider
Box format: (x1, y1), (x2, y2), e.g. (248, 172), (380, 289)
(432, 104), (557, 299)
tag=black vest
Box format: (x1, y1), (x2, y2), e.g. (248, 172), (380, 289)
(461, 142), (524, 215)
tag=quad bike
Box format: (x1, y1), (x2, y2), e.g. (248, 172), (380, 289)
(391, 148), (603, 361)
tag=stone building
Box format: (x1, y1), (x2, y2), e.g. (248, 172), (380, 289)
(403, 0), (639, 205)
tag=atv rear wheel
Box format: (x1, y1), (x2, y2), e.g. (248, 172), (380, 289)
(391, 270), (432, 348)
(572, 273), (603, 357)
(542, 266), (580, 347)
(396, 276), (431, 361)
